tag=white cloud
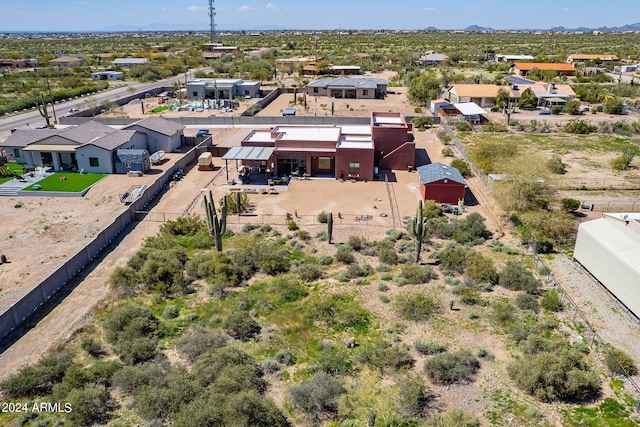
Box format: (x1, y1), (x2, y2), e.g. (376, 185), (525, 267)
(265, 3), (278, 9)
(239, 5), (254, 11)
(562, 7), (568, 11)
(188, 5), (206, 12)
(424, 7), (436, 11)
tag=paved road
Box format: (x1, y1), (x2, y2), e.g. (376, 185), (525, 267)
(0, 69), (205, 137)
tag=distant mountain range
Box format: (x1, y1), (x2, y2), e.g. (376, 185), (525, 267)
(460, 22), (640, 32)
(97, 23), (293, 32)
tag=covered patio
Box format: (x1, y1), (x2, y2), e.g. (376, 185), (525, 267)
(221, 146), (275, 183)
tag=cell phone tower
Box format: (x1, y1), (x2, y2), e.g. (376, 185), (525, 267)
(208, 0), (216, 44)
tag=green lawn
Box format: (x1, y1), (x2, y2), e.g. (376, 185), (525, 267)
(0, 163), (28, 185)
(32, 172), (108, 192)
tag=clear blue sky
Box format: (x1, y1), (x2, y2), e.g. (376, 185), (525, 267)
(1, 0), (639, 31)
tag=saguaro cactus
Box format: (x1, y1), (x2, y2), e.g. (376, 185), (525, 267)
(36, 93), (51, 127)
(234, 191), (242, 216)
(204, 191), (227, 251)
(409, 200), (428, 263)
(327, 212), (333, 244)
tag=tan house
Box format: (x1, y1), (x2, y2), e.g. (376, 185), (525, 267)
(49, 55), (84, 68)
(443, 84), (516, 108)
(305, 77), (388, 99)
(567, 54), (620, 63)
(511, 62), (576, 77)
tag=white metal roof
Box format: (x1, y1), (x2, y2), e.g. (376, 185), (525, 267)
(453, 102), (488, 116)
(222, 146), (274, 161)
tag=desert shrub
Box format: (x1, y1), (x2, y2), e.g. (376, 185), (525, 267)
(412, 116), (434, 130)
(423, 409), (481, 427)
(565, 99), (582, 115)
(451, 213), (491, 245)
(605, 347), (638, 376)
(455, 121), (472, 131)
(176, 326), (229, 362)
(116, 337), (158, 366)
(398, 373), (432, 417)
(470, 140), (517, 173)
(160, 215), (206, 236)
(508, 347), (600, 402)
(317, 254), (334, 265)
(438, 244), (469, 274)
(223, 312), (261, 341)
(476, 347), (494, 360)
(288, 372), (345, 417)
(296, 230), (312, 241)
(564, 119), (596, 134)
(162, 304), (179, 319)
(547, 154), (567, 174)
(81, 338), (104, 357)
(414, 340), (447, 355)
(66, 384), (110, 426)
(316, 230), (328, 241)
(400, 264), (436, 284)
(103, 304), (158, 343)
(498, 261), (540, 293)
(442, 147), (454, 157)
(346, 263), (372, 279)
(540, 289), (564, 312)
(261, 359), (279, 374)
(423, 350), (480, 385)
(516, 294), (539, 313)
(173, 389), (289, 427)
(491, 299), (516, 326)
(534, 237), (554, 254)
(355, 341), (414, 371)
(242, 223), (261, 233)
(347, 235), (365, 251)
(336, 244), (356, 264)
(560, 198), (581, 212)
(482, 121), (508, 132)
(464, 252), (498, 284)
(275, 350), (296, 366)
(394, 291), (442, 321)
(192, 346), (265, 392)
(609, 147), (637, 170)
(450, 159), (472, 177)
(295, 264), (323, 281)
(421, 200), (444, 219)
(0, 351), (73, 398)
(287, 220), (299, 231)
(317, 211), (329, 223)
(551, 105), (562, 115)
(185, 251), (245, 286)
(377, 240), (399, 265)
(306, 295), (370, 332)
(289, 239), (305, 250)
(437, 130), (452, 143)
(385, 228), (405, 241)
(132, 367), (202, 420)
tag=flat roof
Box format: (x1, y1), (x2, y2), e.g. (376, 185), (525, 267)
(222, 146), (274, 161)
(340, 125), (372, 135)
(245, 131), (276, 144)
(273, 126), (341, 142)
(372, 115), (404, 125)
(338, 140), (374, 149)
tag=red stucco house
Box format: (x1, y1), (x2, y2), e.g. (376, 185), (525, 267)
(417, 162), (467, 204)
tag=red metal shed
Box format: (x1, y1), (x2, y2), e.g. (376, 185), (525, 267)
(417, 162), (467, 204)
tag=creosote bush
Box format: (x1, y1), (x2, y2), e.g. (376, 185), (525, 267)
(498, 261), (540, 293)
(423, 350), (480, 385)
(605, 347), (638, 376)
(394, 291), (442, 322)
(222, 312), (261, 341)
(288, 372), (345, 417)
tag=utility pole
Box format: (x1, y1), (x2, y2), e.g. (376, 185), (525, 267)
(208, 0), (216, 45)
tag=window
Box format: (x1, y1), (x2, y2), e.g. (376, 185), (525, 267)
(348, 163), (360, 176)
(125, 162), (132, 168)
(244, 90), (250, 95)
(363, 90), (368, 96)
(13, 149), (22, 158)
(318, 157), (331, 169)
(89, 157), (100, 167)
(192, 91), (198, 97)
(313, 87), (318, 93)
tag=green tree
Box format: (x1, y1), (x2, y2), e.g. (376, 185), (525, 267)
(518, 88), (538, 109)
(565, 99), (582, 115)
(408, 74), (441, 106)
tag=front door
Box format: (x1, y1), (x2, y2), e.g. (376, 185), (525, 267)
(40, 152), (53, 167)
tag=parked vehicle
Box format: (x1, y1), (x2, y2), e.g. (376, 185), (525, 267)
(196, 129), (210, 137)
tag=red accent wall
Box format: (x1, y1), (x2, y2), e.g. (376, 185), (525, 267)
(335, 147), (374, 181)
(420, 178), (466, 204)
(378, 141), (415, 170)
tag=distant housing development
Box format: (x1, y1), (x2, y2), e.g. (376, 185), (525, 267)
(237, 112), (414, 181)
(111, 57), (150, 68)
(91, 71), (123, 81)
(566, 54), (620, 63)
(443, 81), (576, 108)
(304, 77), (389, 99)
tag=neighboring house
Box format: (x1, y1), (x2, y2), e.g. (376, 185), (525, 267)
(201, 43), (239, 58)
(235, 112), (414, 181)
(114, 149), (150, 174)
(495, 54), (534, 63)
(329, 65), (361, 75)
(186, 78), (260, 100)
(91, 71), (124, 81)
(0, 117), (182, 173)
(573, 213), (640, 320)
(124, 117), (185, 153)
(617, 64), (639, 73)
(417, 162), (467, 204)
(430, 99), (452, 115)
(304, 77), (388, 99)
(0, 59), (36, 68)
(524, 82), (576, 106)
(443, 84), (515, 108)
(567, 54), (620, 63)
(275, 56), (317, 71)
(0, 121), (147, 173)
(511, 62), (576, 76)
(111, 58), (150, 68)
(49, 55), (84, 68)
(418, 50), (449, 65)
